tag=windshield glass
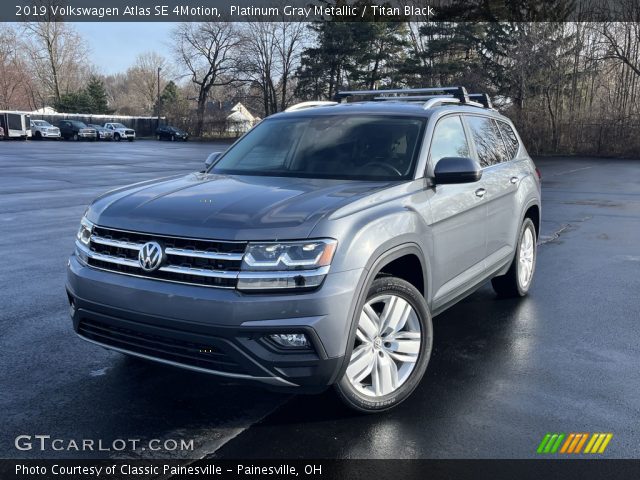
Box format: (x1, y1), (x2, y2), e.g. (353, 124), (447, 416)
(211, 115), (425, 180)
(72, 122), (87, 128)
(111, 123), (126, 129)
(32, 120), (50, 126)
(88, 124), (100, 128)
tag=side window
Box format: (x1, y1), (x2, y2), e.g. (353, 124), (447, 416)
(496, 120), (519, 160)
(466, 115), (508, 167)
(429, 115), (470, 166)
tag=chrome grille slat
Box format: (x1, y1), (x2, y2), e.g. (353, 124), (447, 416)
(159, 264), (238, 279)
(77, 242), (140, 268)
(165, 247), (243, 261)
(92, 235), (142, 251)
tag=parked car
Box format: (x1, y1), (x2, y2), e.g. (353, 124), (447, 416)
(58, 121), (97, 141)
(104, 122), (135, 141)
(156, 125), (189, 141)
(87, 124), (114, 141)
(67, 87), (541, 413)
(30, 120), (61, 140)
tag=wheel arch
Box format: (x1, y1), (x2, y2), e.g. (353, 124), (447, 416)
(332, 243), (431, 384)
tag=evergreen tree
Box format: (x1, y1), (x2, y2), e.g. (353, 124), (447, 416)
(55, 91), (93, 113)
(84, 76), (110, 114)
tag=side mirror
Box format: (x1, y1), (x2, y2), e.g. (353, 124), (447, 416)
(204, 152), (222, 170)
(433, 157), (482, 184)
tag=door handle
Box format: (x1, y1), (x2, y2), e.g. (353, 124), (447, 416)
(475, 188), (486, 198)
(510, 176), (519, 184)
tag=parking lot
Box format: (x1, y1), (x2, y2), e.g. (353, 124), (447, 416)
(1, 140), (639, 460)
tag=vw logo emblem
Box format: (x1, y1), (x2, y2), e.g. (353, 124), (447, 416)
(138, 241), (164, 272)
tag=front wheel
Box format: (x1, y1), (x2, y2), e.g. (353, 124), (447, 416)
(335, 277), (432, 413)
(114, 133), (121, 141)
(491, 218), (537, 297)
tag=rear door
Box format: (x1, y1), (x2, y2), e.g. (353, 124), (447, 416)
(463, 114), (519, 267)
(427, 114), (488, 307)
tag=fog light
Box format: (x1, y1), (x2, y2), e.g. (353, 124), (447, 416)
(268, 333), (310, 349)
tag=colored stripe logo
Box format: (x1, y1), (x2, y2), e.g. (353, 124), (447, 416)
(537, 433), (613, 454)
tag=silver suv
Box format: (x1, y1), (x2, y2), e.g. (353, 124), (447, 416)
(67, 87), (541, 412)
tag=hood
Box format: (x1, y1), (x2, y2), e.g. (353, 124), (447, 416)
(87, 173), (393, 240)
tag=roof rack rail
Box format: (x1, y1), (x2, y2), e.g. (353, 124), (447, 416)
(468, 93), (493, 109)
(336, 87), (470, 103)
(285, 101), (338, 112)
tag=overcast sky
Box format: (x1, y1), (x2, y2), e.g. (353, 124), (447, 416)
(74, 22), (178, 76)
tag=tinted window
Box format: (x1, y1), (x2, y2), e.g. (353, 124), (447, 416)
(466, 115), (509, 167)
(211, 115), (425, 180)
(429, 115), (470, 165)
(497, 121), (519, 159)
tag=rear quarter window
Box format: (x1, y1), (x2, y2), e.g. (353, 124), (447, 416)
(496, 121), (520, 159)
(465, 115), (509, 167)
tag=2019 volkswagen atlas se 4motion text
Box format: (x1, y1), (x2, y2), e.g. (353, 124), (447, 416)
(66, 87), (541, 412)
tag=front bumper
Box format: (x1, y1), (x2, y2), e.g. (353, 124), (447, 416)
(66, 255), (363, 391)
(79, 132), (97, 139)
(41, 130), (61, 138)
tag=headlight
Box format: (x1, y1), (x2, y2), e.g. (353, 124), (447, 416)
(237, 239), (337, 291)
(76, 217), (93, 246)
(242, 240), (337, 271)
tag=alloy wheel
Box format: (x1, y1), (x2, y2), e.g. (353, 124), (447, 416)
(346, 294), (421, 397)
(518, 225), (535, 288)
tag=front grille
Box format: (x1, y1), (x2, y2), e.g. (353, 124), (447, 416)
(125, 130), (134, 135)
(81, 225), (246, 288)
(78, 318), (246, 374)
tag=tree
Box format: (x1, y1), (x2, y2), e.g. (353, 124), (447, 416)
(84, 76), (110, 113)
(296, 6), (407, 100)
(172, 22), (242, 136)
(55, 91), (93, 113)
(127, 52), (169, 114)
(0, 25), (31, 109)
(23, 20), (90, 105)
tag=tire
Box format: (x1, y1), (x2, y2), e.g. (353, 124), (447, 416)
(335, 277), (433, 413)
(156, 135), (161, 141)
(171, 135), (175, 141)
(73, 133), (79, 141)
(34, 131), (42, 140)
(491, 217), (537, 298)
(114, 133), (121, 141)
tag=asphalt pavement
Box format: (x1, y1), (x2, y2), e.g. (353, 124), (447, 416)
(1, 140), (638, 460)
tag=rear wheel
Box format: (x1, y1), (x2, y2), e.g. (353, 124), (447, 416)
(335, 277), (432, 413)
(73, 133), (79, 141)
(34, 131), (42, 140)
(114, 133), (121, 141)
(491, 218), (537, 297)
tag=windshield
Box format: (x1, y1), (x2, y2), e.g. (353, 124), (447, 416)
(210, 115), (425, 180)
(32, 120), (50, 127)
(72, 122), (87, 128)
(111, 123), (126, 129)
(88, 124), (100, 128)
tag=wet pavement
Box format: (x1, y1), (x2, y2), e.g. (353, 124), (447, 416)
(1, 142), (638, 460)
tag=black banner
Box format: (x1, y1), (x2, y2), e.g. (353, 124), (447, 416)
(6, 0), (640, 22)
(2, 459), (640, 480)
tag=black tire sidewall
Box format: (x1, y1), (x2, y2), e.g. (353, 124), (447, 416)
(335, 277), (433, 413)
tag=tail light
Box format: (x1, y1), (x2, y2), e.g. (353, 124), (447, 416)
(535, 166), (542, 181)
